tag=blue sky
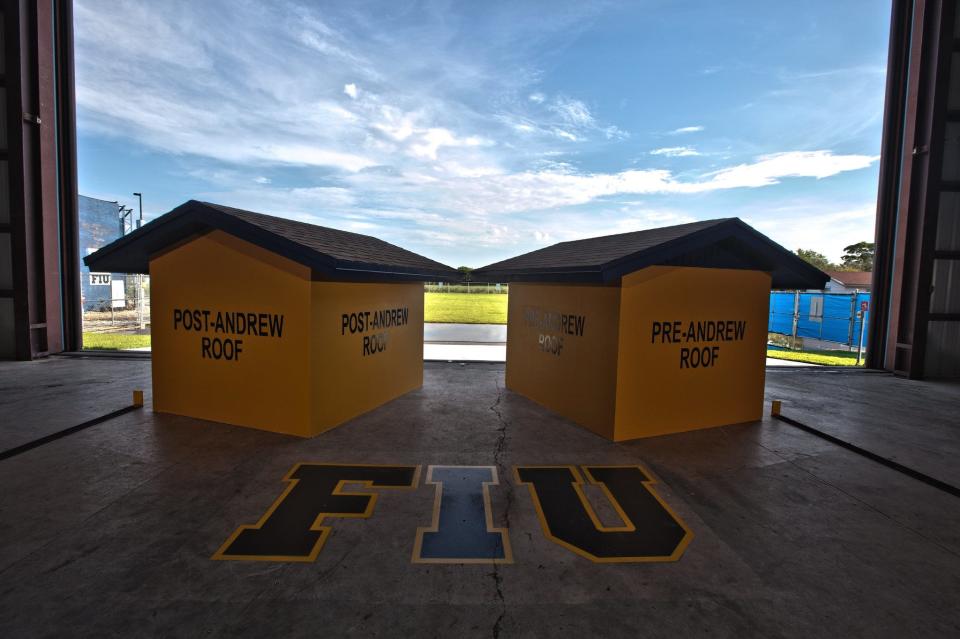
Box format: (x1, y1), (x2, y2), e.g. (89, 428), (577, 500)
(75, 0), (890, 268)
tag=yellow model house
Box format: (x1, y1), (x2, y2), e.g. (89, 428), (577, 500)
(474, 218), (828, 441)
(85, 200), (457, 437)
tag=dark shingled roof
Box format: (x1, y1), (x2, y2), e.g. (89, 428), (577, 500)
(473, 218), (828, 289)
(84, 200), (458, 282)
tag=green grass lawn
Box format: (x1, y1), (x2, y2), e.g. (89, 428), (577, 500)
(766, 348), (865, 366)
(424, 292), (508, 324)
(83, 332), (152, 350)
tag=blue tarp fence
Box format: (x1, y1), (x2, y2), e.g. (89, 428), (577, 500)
(768, 291), (870, 348)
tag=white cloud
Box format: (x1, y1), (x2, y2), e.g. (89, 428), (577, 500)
(604, 125), (629, 140)
(650, 146), (700, 157)
(74, 1), (630, 176)
(73, 1), (883, 268)
(669, 125), (705, 134)
(255, 144), (376, 172)
(345, 150), (880, 215)
(371, 105), (417, 142)
(200, 185), (359, 219)
(751, 205), (877, 262)
(504, 208), (699, 251)
(700, 151), (878, 188)
(408, 128), (491, 160)
(438, 161), (503, 178)
(549, 97), (595, 127)
(74, 1), (213, 71)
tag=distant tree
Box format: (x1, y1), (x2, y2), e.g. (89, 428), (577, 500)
(795, 248), (835, 271)
(840, 242), (875, 271)
(457, 266), (473, 282)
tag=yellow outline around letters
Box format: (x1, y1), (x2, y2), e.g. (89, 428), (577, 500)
(513, 464), (693, 563)
(411, 465), (514, 564)
(212, 463), (422, 562)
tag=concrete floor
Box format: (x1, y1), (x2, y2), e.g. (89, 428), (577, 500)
(766, 368), (960, 487)
(423, 323), (507, 344)
(1, 359), (959, 637)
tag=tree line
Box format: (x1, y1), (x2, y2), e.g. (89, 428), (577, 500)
(795, 241), (874, 272)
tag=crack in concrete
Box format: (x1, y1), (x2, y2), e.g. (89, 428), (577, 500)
(490, 570), (506, 639)
(490, 380), (514, 529)
(489, 374), (510, 638)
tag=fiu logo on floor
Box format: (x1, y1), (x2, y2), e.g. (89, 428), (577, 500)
(212, 464), (692, 564)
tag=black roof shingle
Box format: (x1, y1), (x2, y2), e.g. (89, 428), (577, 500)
(84, 200), (458, 282)
(473, 217), (828, 289)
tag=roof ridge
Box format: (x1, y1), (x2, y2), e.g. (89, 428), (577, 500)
(196, 200), (451, 269)
(550, 217), (735, 247)
(198, 201), (380, 241)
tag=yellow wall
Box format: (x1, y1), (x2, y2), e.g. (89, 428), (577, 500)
(150, 231), (425, 437)
(310, 282), (424, 434)
(614, 266), (771, 440)
(505, 283), (621, 438)
(150, 231), (313, 436)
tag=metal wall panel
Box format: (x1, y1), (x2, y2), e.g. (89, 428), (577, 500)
(0, 87), (6, 150)
(930, 258), (960, 313)
(937, 193), (960, 250)
(925, 320), (960, 376)
(928, 2), (960, 377)
(950, 52), (960, 107)
(943, 121), (960, 181)
(0, 234), (12, 289)
(0, 7), (9, 356)
(0, 298), (13, 358)
(0, 161), (8, 224)
(1, 0), (82, 358)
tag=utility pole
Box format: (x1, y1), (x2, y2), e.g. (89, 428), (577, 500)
(856, 302), (869, 366)
(117, 204), (134, 313)
(133, 193), (144, 329)
(791, 290), (800, 349)
(132, 192), (143, 228)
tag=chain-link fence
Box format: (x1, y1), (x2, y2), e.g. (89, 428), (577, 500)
(424, 283), (508, 294)
(82, 274), (151, 335)
(768, 291), (870, 351)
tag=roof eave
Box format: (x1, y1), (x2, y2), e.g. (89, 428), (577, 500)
(473, 218), (829, 289)
(84, 201), (458, 281)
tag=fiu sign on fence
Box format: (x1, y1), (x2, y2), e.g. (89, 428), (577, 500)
(213, 463), (692, 564)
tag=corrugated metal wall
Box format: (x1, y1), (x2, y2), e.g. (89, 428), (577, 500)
(925, 9), (960, 377)
(0, 9), (13, 358)
(0, 0), (81, 359)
